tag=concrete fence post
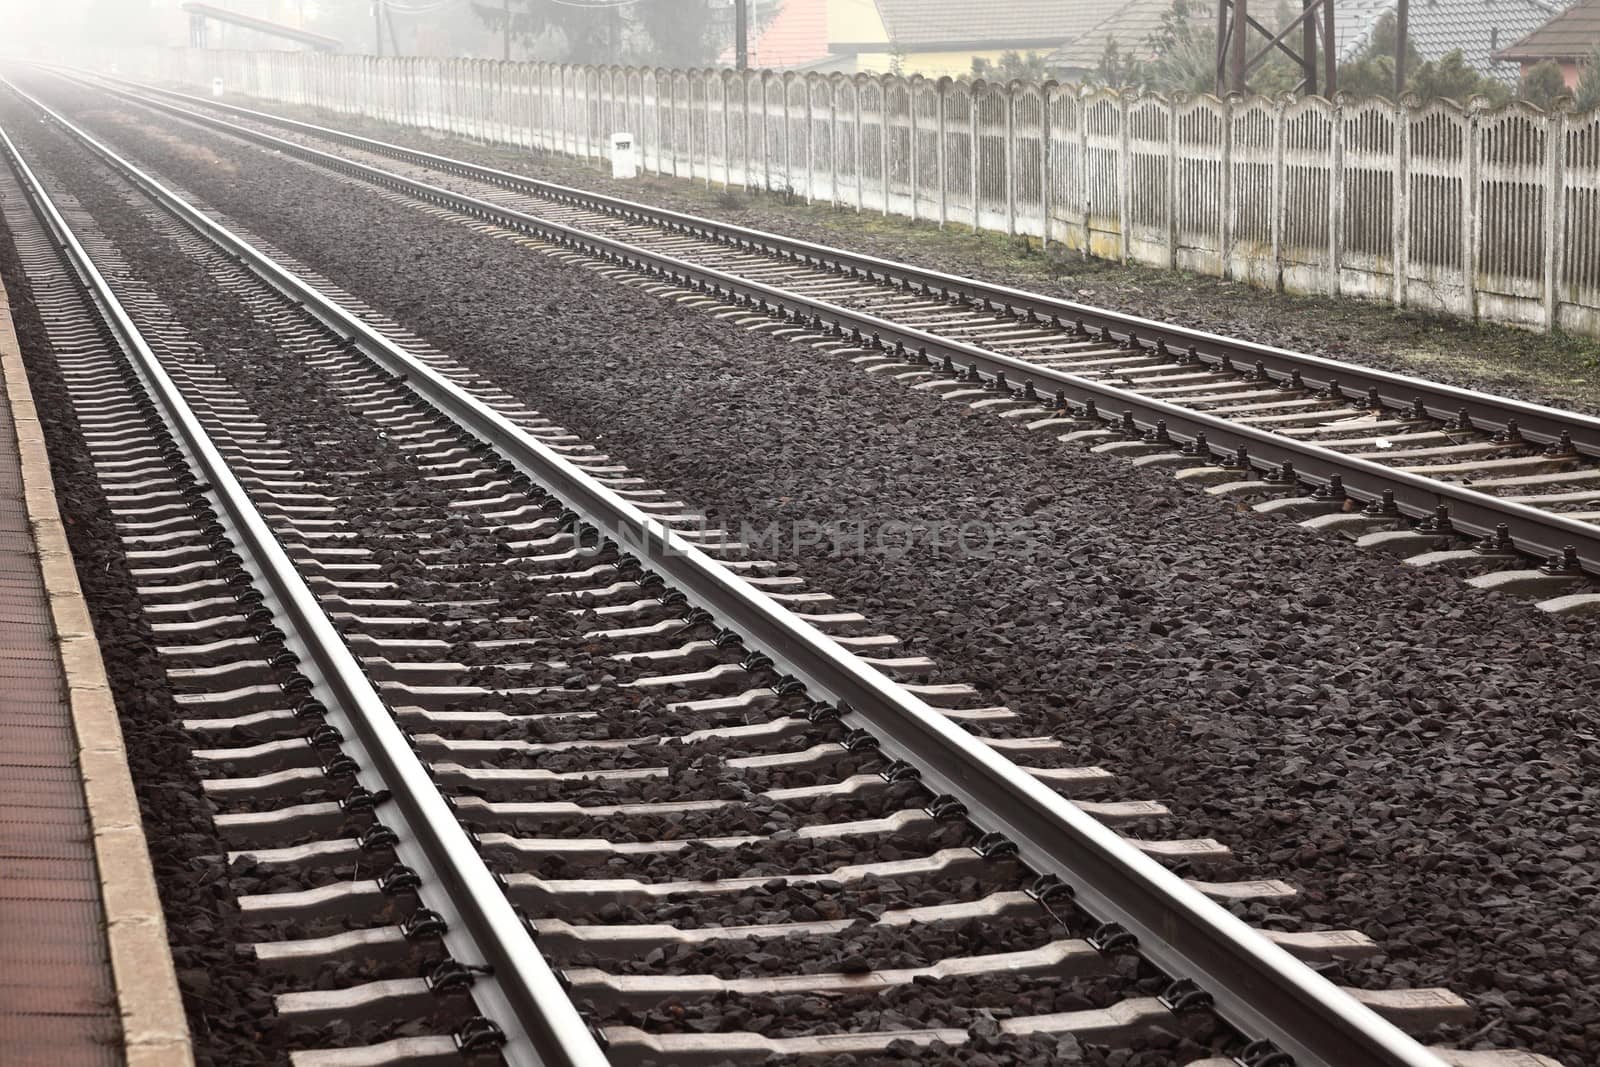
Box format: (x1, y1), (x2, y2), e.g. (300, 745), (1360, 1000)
(1221, 95), (1235, 279)
(1393, 100), (1410, 309)
(854, 80), (865, 210)
(1271, 98), (1284, 291)
(1117, 92), (1131, 263)
(882, 79), (893, 216)
(1545, 107), (1567, 331)
(937, 81), (949, 227)
(1166, 96), (1177, 269)
(970, 88), (980, 231)
(805, 77), (816, 203)
(784, 77), (794, 194)
(1457, 109), (1476, 321)
(1004, 84), (1017, 236)
(1040, 85), (1052, 248)
(909, 82), (920, 223)
(1330, 99), (1344, 296)
(1078, 90), (1090, 255)
(723, 74), (733, 188)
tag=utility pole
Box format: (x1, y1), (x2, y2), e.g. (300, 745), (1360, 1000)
(1217, 0), (1338, 96)
(1229, 0), (1248, 91)
(1394, 0), (1409, 96)
(735, 0), (749, 70)
(503, 0), (512, 60)
(1324, 0), (1336, 94)
(1301, 0), (1317, 94)
(374, 1), (384, 56)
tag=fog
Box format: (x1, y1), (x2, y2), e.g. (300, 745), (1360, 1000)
(0, 1), (744, 66)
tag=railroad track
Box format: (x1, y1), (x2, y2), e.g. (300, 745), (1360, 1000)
(50, 68), (1600, 612)
(0, 74), (1564, 1067)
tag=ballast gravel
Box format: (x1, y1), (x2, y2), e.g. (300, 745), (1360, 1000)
(0, 96), (1205, 1066)
(15, 76), (1600, 1065)
(0, 194), (286, 1066)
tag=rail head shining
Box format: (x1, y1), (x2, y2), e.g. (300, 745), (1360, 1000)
(7, 75), (1457, 1067)
(0, 97), (609, 1067)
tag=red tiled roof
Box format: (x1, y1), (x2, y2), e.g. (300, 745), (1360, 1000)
(718, 0), (830, 70)
(1494, 0), (1600, 61)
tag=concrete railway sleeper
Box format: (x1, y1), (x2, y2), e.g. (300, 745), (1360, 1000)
(0, 74), (1572, 1067)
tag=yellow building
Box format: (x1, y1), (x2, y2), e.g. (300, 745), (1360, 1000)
(824, 0), (1123, 78)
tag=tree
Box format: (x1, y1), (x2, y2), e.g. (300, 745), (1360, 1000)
(971, 51), (1049, 84)
(1116, 0), (1301, 95)
(470, 0), (719, 67)
(1336, 12), (1418, 97)
(1518, 59), (1570, 110)
(1336, 12), (1510, 103)
(1092, 38), (1142, 90)
(1576, 43), (1600, 112)
(1409, 51), (1511, 105)
(1141, 0), (1217, 94)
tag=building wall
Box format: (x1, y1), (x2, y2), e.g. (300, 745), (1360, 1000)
(836, 48), (1028, 76)
(826, 0), (890, 45)
(1516, 59), (1584, 87)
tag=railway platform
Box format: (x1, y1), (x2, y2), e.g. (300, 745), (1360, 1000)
(0, 268), (191, 1064)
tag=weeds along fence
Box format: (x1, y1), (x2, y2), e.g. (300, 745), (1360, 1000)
(112, 47), (1600, 337)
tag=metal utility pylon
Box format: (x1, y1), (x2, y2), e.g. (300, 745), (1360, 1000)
(1216, 0), (1337, 96)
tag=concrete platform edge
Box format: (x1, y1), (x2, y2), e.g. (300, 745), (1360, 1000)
(1, 262), (195, 1062)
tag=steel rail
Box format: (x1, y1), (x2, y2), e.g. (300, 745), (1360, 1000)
(7, 75), (1456, 1067)
(81, 70), (1600, 455)
(43, 70), (1600, 577)
(0, 99), (610, 1067)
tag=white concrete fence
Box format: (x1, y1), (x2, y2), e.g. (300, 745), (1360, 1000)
(108, 47), (1600, 337)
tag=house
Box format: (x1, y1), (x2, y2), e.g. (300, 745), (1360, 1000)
(825, 0), (1112, 77)
(1337, 0), (1569, 84)
(1493, 0), (1600, 86)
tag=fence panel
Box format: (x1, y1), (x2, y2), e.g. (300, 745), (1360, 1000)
(942, 81), (972, 228)
(973, 82), (1009, 232)
(833, 77), (860, 208)
(1477, 104), (1549, 326)
(1013, 84), (1046, 239)
(912, 78), (941, 221)
(1229, 96), (1277, 286)
(1405, 101), (1469, 313)
(1281, 96), (1335, 291)
(1172, 95), (1226, 274)
(810, 75), (836, 202)
(883, 79), (912, 216)
(1126, 94), (1171, 264)
(1082, 89), (1123, 260)
(1046, 88), (1084, 249)
(1562, 111), (1600, 334)
(1341, 100), (1399, 301)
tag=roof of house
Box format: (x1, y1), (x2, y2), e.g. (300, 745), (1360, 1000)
(1336, 0), (1566, 80)
(718, 0), (830, 69)
(1046, 0), (1194, 70)
(867, 0), (1107, 50)
(1494, 0), (1600, 60)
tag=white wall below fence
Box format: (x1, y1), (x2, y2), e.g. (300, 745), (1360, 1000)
(98, 47), (1600, 339)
